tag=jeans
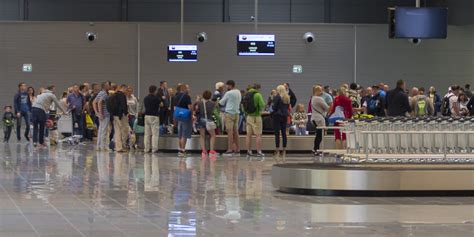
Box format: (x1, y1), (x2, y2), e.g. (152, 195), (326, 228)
(128, 115), (136, 129)
(72, 113), (84, 137)
(113, 116), (130, 151)
(144, 115), (160, 152)
(32, 108), (46, 144)
(295, 126), (307, 136)
(312, 121), (323, 151)
(273, 115), (287, 149)
(159, 108), (169, 125)
(4, 126), (13, 142)
(97, 116), (110, 150)
(16, 111), (30, 140)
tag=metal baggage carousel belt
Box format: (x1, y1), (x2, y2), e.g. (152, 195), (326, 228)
(272, 162), (474, 196)
(273, 163), (474, 171)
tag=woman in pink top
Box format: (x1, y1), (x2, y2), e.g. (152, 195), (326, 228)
(329, 87), (353, 149)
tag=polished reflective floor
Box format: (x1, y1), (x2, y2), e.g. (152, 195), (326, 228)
(0, 143), (473, 237)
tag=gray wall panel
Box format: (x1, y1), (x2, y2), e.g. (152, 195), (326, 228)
(0, 22), (137, 108)
(0, 22), (472, 110)
(355, 25), (473, 91)
(27, 0), (122, 21)
(290, 0), (325, 23)
(128, 0), (223, 22)
(0, 0), (20, 20)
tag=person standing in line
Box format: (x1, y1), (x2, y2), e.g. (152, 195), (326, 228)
(310, 86), (329, 156)
(110, 85), (130, 152)
(364, 86), (385, 117)
(467, 94), (474, 116)
(284, 82), (297, 109)
(449, 85), (461, 117)
(243, 84), (266, 158)
(197, 90), (218, 157)
(31, 85), (65, 147)
(143, 85), (162, 153)
(329, 87), (353, 149)
(427, 86), (442, 116)
(411, 87), (434, 117)
(27, 87), (36, 104)
(174, 84), (193, 157)
(93, 81), (111, 151)
(157, 81), (170, 126)
(3, 106), (15, 143)
(464, 84), (472, 99)
(272, 85), (290, 159)
(126, 86), (139, 128)
(13, 82), (32, 142)
(385, 80), (411, 117)
(219, 80), (242, 156)
(212, 82), (226, 133)
(67, 84), (85, 138)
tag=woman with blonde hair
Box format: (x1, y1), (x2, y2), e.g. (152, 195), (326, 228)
(271, 85), (290, 159)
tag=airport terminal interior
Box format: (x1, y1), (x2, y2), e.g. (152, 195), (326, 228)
(0, 0), (473, 237)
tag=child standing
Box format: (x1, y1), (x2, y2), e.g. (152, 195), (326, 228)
(292, 103), (308, 136)
(3, 106), (15, 143)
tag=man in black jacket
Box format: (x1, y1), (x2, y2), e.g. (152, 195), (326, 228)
(385, 80), (411, 117)
(157, 81), (170, 125)
(284, 82), (297, 108)
(111, 84), (129, 152)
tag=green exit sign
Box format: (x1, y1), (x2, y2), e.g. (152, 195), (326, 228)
(292, 65), (303, 74)
(22, 64), (33, 72)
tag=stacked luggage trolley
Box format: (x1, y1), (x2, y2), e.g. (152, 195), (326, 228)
(272, 117), (474, 196)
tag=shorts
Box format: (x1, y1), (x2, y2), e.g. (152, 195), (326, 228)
(225, 113), (239, 131)
(334, 122), (346, 141)
(177, 120), (192, 139)
(246, 115), (262, 135)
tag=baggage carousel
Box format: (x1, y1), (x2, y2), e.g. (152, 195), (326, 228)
(272, 154), (474, 196)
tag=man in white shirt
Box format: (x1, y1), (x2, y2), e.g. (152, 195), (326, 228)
(219, 80), (241, 156)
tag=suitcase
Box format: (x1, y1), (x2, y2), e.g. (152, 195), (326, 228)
(57, 114), (73, 134)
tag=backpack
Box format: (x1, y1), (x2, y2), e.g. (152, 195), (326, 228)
(416, 97), (427, 116)
(441, 95), (452, 116)
(106, 93), (118, 115)
(367, 97), (378, 112)
(243, 91), (257, 114)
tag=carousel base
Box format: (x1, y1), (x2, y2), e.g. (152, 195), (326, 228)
(272, 161), (474, 196)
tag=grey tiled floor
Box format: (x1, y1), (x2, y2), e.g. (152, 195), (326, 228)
(0, 143), (473, 237)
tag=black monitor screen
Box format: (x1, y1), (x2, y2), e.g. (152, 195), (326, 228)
(237, 34), (275, 56)
(395, 7), (447, 39)
(168, 45), (198, 62)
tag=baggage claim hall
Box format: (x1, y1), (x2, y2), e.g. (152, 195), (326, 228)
(0, 1), (473, 237)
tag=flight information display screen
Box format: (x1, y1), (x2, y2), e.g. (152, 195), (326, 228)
(394, 7), (448, 39)
(167, 45), (198, 62)
(237, 34), (275, 56)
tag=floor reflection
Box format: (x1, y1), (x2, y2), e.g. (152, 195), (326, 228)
(0, 143), (473, 237)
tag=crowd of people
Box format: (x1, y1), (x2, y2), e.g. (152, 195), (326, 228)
(3, 79), (473, 158)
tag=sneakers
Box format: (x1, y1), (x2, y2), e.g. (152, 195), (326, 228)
(201, 151), (208, 157)
(178, 150), (187, 157)
(209, 150), (219, 156)
(246, 151), (253, 157)
(255, 152), (265, 158)
(223, 151), (234, 157)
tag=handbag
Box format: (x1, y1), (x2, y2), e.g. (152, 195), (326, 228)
(173, 94), (191, 121)
(85, 113), (95, 130)
(203, 100), (217, 130)
(328, 106), (345, 125)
